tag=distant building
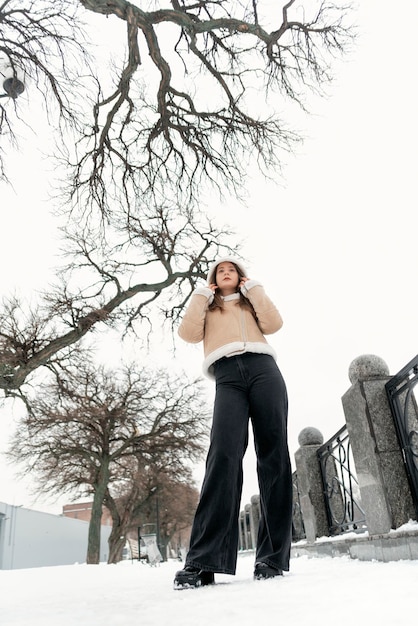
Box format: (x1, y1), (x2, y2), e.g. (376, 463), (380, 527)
(62, 501), (112, 526)
(0, 501), (111, 570)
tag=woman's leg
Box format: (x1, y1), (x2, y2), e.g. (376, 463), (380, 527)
(185, 357), (250, 574)
(246, 354), (293, 572)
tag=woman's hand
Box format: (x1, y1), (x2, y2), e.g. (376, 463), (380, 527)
(239, 277), (250, 290)
(209, 283), (218, 293)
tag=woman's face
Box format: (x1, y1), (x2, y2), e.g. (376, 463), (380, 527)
(215, 262), (240, 295)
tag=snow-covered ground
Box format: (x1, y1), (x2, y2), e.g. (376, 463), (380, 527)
(1, 552), (416, 626)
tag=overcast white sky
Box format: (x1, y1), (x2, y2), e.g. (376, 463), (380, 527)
(1, 1), (417, 513)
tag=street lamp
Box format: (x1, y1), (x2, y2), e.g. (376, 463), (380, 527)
(0, 58), (25, 99)
(1, 75), (25, 99)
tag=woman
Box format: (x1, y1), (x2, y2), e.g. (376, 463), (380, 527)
(174, 257), (292, 588)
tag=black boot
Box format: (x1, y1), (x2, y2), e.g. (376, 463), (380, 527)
(254, 562), (283, 580)
(174, 565), (215, 589)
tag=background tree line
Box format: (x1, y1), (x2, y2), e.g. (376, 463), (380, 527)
(7, 354), (208, 563)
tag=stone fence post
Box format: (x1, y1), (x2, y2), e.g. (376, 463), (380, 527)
(341, 354), (416, 535)
(238, 495), (261, 551)
(294, 427), (329, 543)
(249, 495), (260, 549)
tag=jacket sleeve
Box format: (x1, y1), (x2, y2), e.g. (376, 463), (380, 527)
(241, 280), (283, 335)
(178, 286), (213, 343)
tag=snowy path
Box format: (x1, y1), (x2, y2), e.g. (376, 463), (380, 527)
(1, 552), (416, 626)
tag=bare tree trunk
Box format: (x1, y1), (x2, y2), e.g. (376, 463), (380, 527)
(107, 526), (126, 564)
(87, 461), (110, 564)
(106, 492), (136, 564)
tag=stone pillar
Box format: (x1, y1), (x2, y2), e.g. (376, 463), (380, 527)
(341, 354), (415, 535)
(238, 511), (245, 551)
(292, 471), (306, 541)
(244, 503), (252, 549)
(294, 427), (329, 543)
(249, 494), (261, 549)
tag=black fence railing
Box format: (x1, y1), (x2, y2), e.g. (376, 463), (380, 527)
(386, 354), (418, 519)
(317, 425), (366, 535)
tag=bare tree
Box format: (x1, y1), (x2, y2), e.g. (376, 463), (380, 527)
(72, 0), (356, 214)
(1, 1), (355, 213)
(0, 207), (235, 395)
(149, 479), (200, 561)
(7, 355), (210, 564)
(104, 464), (199, 563)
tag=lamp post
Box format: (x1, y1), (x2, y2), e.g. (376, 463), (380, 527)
(155, 492), (161, 557)
(137, 525), (141, 561)
(150, 486), (161, 557)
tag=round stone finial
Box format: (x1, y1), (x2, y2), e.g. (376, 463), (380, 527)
(348, 354), (389, 384)
(298, 427), (324, 447)
(250, 494), (260, 506)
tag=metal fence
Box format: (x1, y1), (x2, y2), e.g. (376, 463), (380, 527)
(317, 425), (366, 535)
(386, 354), (418, 519)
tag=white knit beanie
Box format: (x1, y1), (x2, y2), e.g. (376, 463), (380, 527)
(207, 257), (247, 285)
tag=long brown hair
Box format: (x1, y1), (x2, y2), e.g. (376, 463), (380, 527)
(208, 262), (256, 317)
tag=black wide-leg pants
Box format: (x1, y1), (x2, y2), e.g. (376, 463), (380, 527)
(185, 352), (293, 574)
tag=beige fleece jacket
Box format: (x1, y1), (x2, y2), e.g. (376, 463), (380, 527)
(178, 280), (283, 377)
